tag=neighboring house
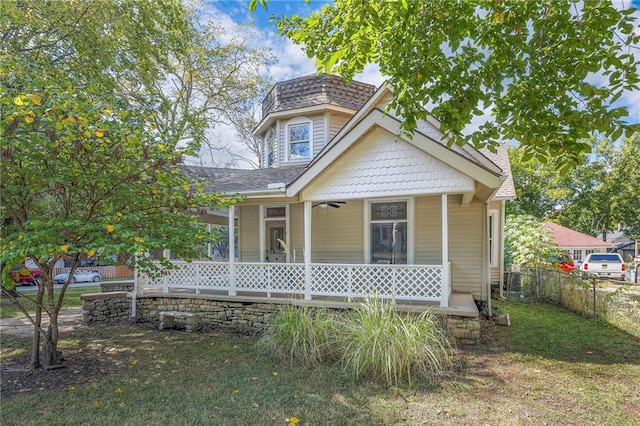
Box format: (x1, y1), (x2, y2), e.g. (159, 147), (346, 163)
(602, 227), (637, 261)
(543, 222), (613, 262)
(139, 74), (515, 314)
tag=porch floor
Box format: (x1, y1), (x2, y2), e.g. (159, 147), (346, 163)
(137, 288), (479, 317)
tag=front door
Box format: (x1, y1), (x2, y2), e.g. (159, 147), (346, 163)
(263, 206), (288, 263)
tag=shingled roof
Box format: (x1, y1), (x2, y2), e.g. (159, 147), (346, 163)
(543, 222), (613, 249)
(180, 165), (307, 194)
(261, 74), (376, 118)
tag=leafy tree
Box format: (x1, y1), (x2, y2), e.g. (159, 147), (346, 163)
(230, 104), (267, 169)
(0, 0), (242, 369)
(504, 215), (558, 269)
(506, 146), (570, 218)
(256, 0), (640, 167)
(122, 17), (273, 167)
(508, 134), (640, 239)
(556, 134), (640, 239)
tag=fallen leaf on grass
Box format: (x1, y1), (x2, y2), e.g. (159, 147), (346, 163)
(286, 416), (300, 425)
(272, 371), (279, 376)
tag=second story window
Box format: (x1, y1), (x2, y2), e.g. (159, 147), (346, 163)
(288, 122), (311, 160)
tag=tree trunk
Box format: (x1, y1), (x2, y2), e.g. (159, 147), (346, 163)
(30, 284), (45, 368)
(42, 321), (60, 369)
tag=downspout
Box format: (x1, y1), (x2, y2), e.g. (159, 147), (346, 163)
(499, 199), (506, 299)
(485, 202), (491, 316)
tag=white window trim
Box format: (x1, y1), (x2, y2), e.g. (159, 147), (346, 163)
(364, 198), (414, 264)
(260, 205), (290, 262)
(285, 117), (313, 163)
(488, 209), (498, 268)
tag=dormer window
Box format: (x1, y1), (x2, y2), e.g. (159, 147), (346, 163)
(287, 120), (312, 161)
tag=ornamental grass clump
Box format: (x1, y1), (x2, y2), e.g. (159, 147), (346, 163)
(257, 304), (335, 367)
(336, 296), (453, 387)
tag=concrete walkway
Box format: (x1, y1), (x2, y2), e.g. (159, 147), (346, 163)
(0, 308), (84, 338)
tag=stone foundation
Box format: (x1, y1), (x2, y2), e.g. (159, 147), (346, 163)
(137, 295), (278, 333)
(81, 293), (481, 345)
(445, 315), (481, 346)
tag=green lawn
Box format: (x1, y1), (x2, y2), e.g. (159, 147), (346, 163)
(0, 286), (101, 319)
(1, 300), (639, 425)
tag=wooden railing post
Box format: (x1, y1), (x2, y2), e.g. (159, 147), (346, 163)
(228, 205), (236, 296)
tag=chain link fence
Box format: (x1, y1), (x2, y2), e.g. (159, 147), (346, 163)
(503, 267), (640, 338)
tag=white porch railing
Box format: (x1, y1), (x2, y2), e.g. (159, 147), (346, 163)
(138, 261), (450, 306)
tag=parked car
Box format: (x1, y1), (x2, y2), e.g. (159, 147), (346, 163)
(555, 253), (576, 273)
(580, 253), (626, 280)
(53, 270), (101, 284)
(10, 265), (42, 285)
(543, 253), (576, 273)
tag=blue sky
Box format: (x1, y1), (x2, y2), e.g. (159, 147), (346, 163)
(196, 0), (640, 165)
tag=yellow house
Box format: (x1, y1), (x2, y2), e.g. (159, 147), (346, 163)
(138, 74), (516, 316)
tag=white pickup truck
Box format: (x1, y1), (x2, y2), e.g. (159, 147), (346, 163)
(580, 253), (626, 280)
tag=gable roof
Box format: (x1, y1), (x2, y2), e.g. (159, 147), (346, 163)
(286, 106), (505, 200)
(480, 145), (516, 200)
(543, 222), (613, 249)
(184, 76), (515, 201)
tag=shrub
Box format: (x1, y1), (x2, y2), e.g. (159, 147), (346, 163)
(257, 304), (335, 366)
(336, 296), (453, 387)
(260, 297), (454, 387)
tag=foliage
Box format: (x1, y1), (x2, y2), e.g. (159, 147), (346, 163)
(336, 297), (452, 387)
(259, 298), (453, 387)
(267, 0), (640, 167)
(556, 134), (640, 239)
(504, 215), (558, 268)
(0, 0), (247, 369)
(129, 14), (273, 167)
(506, 145), (577, 218)
(257, 305), (335, 366)
(508, 134), (640, 239)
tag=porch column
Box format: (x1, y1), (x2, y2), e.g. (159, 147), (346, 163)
(441, 194), (450, 308)
(304, 201), (312, 300)
(228, 205), (236, 296)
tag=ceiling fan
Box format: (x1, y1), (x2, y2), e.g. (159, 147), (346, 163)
(312, 201), (347, 209)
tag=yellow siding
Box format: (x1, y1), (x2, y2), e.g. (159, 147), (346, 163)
(238, 205), (260, 261)
(448, 196), (484, 299)
(415, 195), (442, 264)
(289, 203), (304, 261)
(310, 200), (364, 263)
(489, 200), (503, 284)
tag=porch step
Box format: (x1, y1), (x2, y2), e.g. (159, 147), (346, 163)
(158, 311), (200, 332)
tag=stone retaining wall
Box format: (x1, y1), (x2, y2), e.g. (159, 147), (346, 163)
(81, 293), (481, 345)
(137, 295), (278, 333)
(81, 292), (131, 324)
(100, 282), (134, 293)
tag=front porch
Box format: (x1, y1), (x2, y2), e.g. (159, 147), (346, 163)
(136, 260), (463, 310)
